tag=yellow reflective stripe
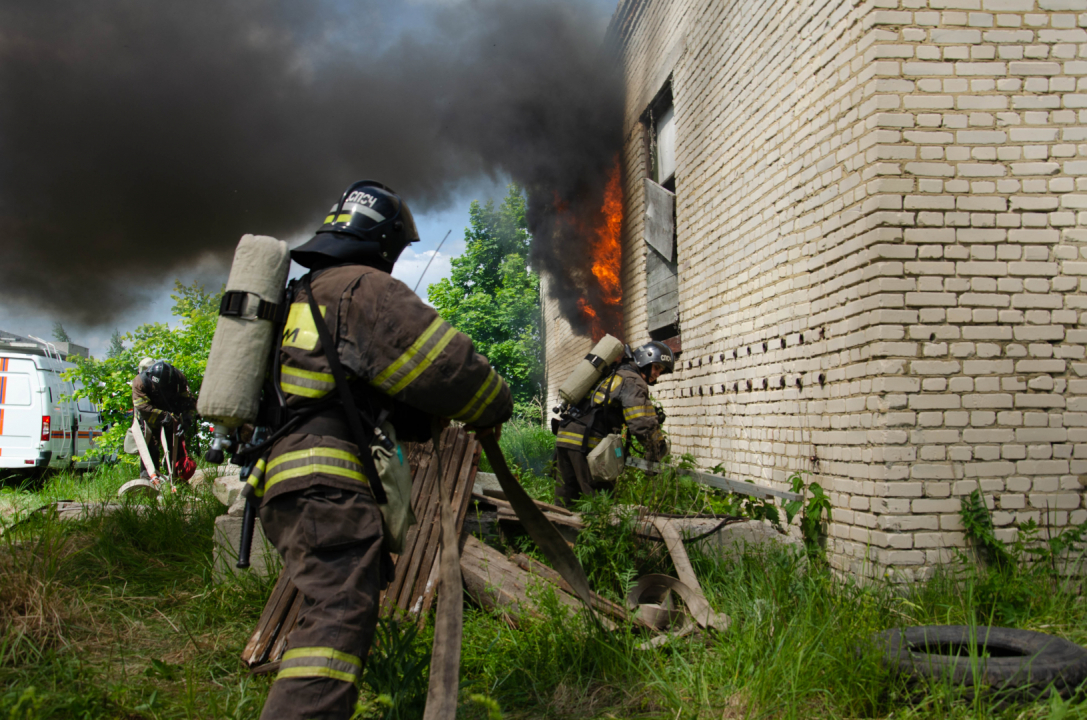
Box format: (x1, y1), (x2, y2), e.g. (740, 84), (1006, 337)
(281, 366), (334, 383)
(372, 317), (446, 390)
(466, 373), (503, 424)
(335, 213), (353, 223)
(324, 214), (336, 224)
(267, 447), (362, 471)
(283, 647), (361, 668)
(624, 405), (655, 421)
(279, 382), (330, 399)
(391, 326), (456, 395)
(453, 369), (503, 425)
(275, 666), (356, 683)
(265, 464), (366, 489)
(376, 315), (456, 395)
(557, 431), (583, 442)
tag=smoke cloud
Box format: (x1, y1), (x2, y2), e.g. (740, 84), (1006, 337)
(0, 0), (622, 332)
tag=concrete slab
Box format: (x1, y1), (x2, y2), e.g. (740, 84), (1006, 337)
(213, 511), (278, 582)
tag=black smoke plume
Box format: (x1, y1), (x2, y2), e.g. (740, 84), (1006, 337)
(0, 0), (622, 334)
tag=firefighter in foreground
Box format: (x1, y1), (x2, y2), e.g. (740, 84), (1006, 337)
(554, 341), (673, 507)
(131, 357), (196, 481)
(249, 181), (512, 720)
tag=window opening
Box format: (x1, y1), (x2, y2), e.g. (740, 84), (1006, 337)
(643, 80), (680, 347)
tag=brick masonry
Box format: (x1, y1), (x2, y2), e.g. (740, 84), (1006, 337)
(541, 0), (1087, 579)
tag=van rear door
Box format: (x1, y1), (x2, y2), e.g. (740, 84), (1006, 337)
(0, 356), (41, 468)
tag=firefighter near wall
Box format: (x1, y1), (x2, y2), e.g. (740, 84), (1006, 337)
(552, 339), (674, 507)
(197, 180), (594, 720)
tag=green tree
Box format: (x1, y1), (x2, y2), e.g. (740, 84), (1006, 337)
(65, 280), (222, 462)
(106, 330), (125, 359)
(52, 321), (70, 343)
(427, 184), (542, 417)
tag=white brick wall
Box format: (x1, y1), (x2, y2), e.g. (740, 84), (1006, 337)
(542, 0), (1087, 578)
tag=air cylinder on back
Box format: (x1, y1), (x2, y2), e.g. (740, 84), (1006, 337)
(558, 334), (625, 406)
(197, 235), (290, 429)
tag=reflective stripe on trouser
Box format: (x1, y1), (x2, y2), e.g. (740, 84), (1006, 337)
(258, 485), (385, 720)
(555, 429), (601, 452)
(276, 646), (361, 683)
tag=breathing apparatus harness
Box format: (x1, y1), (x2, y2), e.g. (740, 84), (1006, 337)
(553, 345), (635, 454)
(224, 272), (394, 567)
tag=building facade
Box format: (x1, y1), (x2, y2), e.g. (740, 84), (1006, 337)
(544, 0), (1087, 578)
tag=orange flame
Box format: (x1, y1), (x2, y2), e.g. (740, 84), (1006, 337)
(579, 160), (624, 340)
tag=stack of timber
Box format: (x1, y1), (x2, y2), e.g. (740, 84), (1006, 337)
(241, 425), (482, 670)
(243, 430), (737, 671)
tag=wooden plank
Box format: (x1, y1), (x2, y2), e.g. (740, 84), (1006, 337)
(460, 535), (607, 626)
(418, 436), (482, 619)
(267, 589), (305, 663)
(405, 431), (468, 610)
(241, 570), (298, 667)
(512, 553), (651, 630)
(646, 256), (677, 287)
(396, 429), (461, 611)
(626, 456), (803, 502)
(382, 435), (444, 612)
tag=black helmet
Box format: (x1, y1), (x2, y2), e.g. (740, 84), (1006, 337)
(291, 180), (420, 269)
(145, 361), (186, 411)
(632, 341), (674, 374)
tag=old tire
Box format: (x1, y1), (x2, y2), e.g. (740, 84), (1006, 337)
(875, 625), (1087, 700)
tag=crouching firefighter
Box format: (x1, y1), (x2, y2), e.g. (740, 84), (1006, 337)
(553, 341), (674, 507)
(238, 181), (513, 720)
(131, 357), (197, 484)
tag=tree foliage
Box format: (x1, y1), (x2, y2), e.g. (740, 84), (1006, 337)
(65, 280), (222, 461)
(51, 321), (70, 343)
(107, 330), (125, 359)
(427, 185), (542, 417)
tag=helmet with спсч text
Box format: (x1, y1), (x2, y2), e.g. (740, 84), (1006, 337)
(631, 341), (675, 374)
(291, 180), (420, 269)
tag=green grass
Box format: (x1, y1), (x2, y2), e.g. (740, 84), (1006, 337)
(0, 465), (1085, 719)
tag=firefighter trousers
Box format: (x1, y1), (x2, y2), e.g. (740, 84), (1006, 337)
(258, 484), (386, 720)
(555, 447), (614, 508)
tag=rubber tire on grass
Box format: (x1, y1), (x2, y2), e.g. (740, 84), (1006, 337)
(876, 625), (1087, 700)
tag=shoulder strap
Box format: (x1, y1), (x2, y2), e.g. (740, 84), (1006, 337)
(303, 273), (390, 505)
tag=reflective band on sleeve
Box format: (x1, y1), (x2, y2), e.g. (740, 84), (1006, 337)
(263, 447), (369, 493)
(371, 317), (458, 395)
(555, 430), (601, 451)
(623, 405), (656, 421)
(279, 365), (335, 399)
(592, 376), (624, 405)
(452, 368), (502, 425)
(246, 458), (267, 497)
(275, 646), (361, 684)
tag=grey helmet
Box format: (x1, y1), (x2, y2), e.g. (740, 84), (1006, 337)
(291, 180), (420, 270)
(632, 341), (675, 374)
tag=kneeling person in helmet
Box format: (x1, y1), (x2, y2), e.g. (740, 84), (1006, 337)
(554, 341), (674, 507)
(250, 181), (512, 720)
(131, 358), (196, 482)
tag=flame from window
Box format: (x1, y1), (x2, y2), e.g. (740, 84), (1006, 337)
(578, 160), (623, 341)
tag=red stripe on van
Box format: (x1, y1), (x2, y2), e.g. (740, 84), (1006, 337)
(0, 358), (7, 371)
(0, 408), (4, 435)
(0, 375), (6, 404)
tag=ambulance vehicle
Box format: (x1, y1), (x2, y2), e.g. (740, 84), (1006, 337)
(0, 343), (105, 474)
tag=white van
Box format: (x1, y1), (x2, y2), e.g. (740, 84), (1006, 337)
(0, 349), (105, 473)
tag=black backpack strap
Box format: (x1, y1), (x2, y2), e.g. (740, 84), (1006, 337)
(581, 368), (619, 453)
(302, 273), (390, 505)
